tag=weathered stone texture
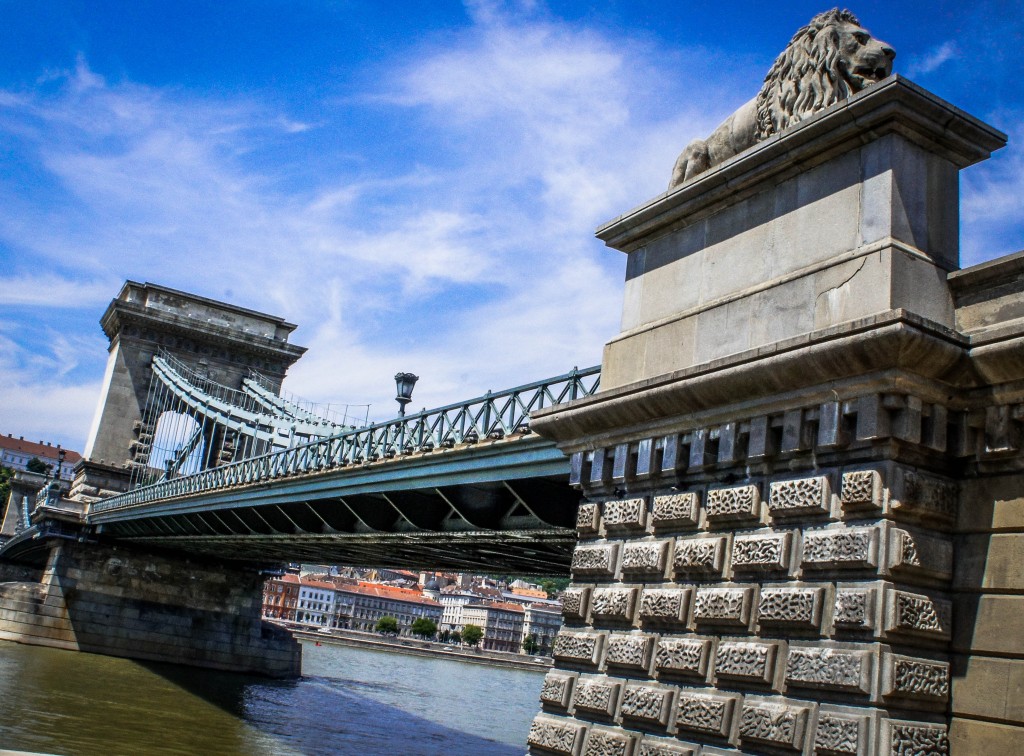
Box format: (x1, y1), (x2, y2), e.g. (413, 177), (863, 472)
(0, 540), (299, 677)
(652, 492), (700, 529)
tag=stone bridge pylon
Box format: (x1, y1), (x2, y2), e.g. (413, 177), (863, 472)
(528, 78), (1019, 753)
(75, 281), (307, 499)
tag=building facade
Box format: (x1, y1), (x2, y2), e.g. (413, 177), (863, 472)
(461, 602), (525, 653)
(522, 604), (562, 656)
(0, 435), (81, 482)
(338, 581), (441, 636)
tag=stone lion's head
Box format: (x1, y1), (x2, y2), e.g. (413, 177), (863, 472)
(755, 9), (895, 139)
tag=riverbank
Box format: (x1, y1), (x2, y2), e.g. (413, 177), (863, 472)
(289, 627), (552, 672)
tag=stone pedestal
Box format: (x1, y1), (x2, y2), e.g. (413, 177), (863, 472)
(0, 539), (300, 678)
(529, 79), (1018, 755)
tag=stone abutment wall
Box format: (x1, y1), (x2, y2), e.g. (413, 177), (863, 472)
(528, 78), (1019, 755)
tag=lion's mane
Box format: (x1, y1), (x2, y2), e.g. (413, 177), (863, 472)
(755, 9), (862, 139)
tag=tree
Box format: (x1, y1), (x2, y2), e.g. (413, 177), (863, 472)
(411, 617), (437, 639)
(522, 635), (540, 655)
(462, 624), (483, 647)
(375, 616), (398, 634)
(0, 466), (13, 515)
(26, 458), (51, 475)
(451, 630), (461, 644)
(538, 578), (569, 598)
(438, 629), (451, 644)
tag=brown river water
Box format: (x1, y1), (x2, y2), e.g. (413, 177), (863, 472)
(0, 639), (544, 755)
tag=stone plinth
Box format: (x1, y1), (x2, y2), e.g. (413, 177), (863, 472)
(598, 77), (1004, 391)
(530, 79), (1019, 755)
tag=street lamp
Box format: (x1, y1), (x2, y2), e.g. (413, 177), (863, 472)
(394, 372), (419, 417)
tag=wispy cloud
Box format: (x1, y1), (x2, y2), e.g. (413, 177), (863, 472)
(0, 9), (702, 447)
(906, 41), (958, 77)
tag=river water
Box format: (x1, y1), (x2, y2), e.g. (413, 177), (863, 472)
(0, 639), (544, 755)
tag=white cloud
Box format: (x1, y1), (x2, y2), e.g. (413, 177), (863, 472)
(905, 41), (958, 77)
(0, 7), (782, 442)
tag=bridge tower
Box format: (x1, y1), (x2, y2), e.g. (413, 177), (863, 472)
(530, 80), (1020, 753)
(76, 281), (306, 498)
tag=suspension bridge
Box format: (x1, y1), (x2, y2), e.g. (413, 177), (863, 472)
(0, 280), (599, 575)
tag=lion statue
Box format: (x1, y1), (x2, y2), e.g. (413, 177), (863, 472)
(669, 9), (895, 189)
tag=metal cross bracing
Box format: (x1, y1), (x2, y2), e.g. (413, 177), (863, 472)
(82, 364), (600, 573)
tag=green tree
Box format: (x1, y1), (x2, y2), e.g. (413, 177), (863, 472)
(522, 635), (540, 655)
(538, 578), (569, 598)
(411, 617), (437, 639)
(451, 630), (461, 644)
(26, 458), (51, 475)
(438, 629), (451, 643)
(375, 616), (399, 634)
(462, 624), (483, 647)
(0, 466), (13, 514)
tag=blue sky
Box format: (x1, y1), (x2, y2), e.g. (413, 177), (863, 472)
(1, 0), (1022, 452)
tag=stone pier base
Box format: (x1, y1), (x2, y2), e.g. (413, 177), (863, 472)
(0, 539), (300, 678)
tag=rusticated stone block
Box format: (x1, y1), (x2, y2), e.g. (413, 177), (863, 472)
(880, 719), (949, 756)
(577, 502), (601, 534)
(605, 633), (655, 671)
(553, 630), (605, 667)
(591, 587), (638, 623)
(541, 671), (576, 709)
(769, 476), (830, 518)
(620, 683), (675, 727)
(675, 689), (737, 738)
(655, 637), (712, 679)
(841, 470), (884, 511)
(562, 587), (591, 621)
(672, 536), (726, 577)
(572, 543), (620, 578)
(785, 647), (872, 694)
(896, 471), (957, 523)
(801, 527), (879, 570)
(881, 654), (950, 703)
(883, 588), (951, 640)
(638, 587), (692, 625)
(757, 586), (823, 629)
(833, 587), (877, 631)
(731, 532), (793, 573)
(693, 586), (753, 628)
(621, 540), (672, 576)
(814, 711), (869, 755)
(738, 700), (810, 750)
(635, 736), (695, 756)
(603, 497), (648, 532)
(889, 528), (953, 581)
(652, 492), (700, 530)
(582, 727), (633, 756)
(573, 675), (621, 717)
(528, 714), (584, 755)
(705, 484), (761, 524)
(714, 641), (778, 685)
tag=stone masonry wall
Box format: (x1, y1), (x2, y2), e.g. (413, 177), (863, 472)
(529, 398), (960, 756)
(0, 540), (300, 677)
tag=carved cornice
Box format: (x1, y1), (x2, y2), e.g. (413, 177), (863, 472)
(597, 77), (1007, 254)
(532, 311), (973, 449)
(101, 300), (306, 366)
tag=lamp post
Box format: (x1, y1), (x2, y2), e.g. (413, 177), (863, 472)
(394, 372), (419, 418)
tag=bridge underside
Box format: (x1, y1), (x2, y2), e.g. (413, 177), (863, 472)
(86, 439), (580, 574)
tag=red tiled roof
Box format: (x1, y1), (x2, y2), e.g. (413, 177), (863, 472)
(335, 581), (440, 606)
(0, 435), (82, 463)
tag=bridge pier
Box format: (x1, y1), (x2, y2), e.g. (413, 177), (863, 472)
(0, 538), (300, 677)
(529, 80), (1020, 753)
